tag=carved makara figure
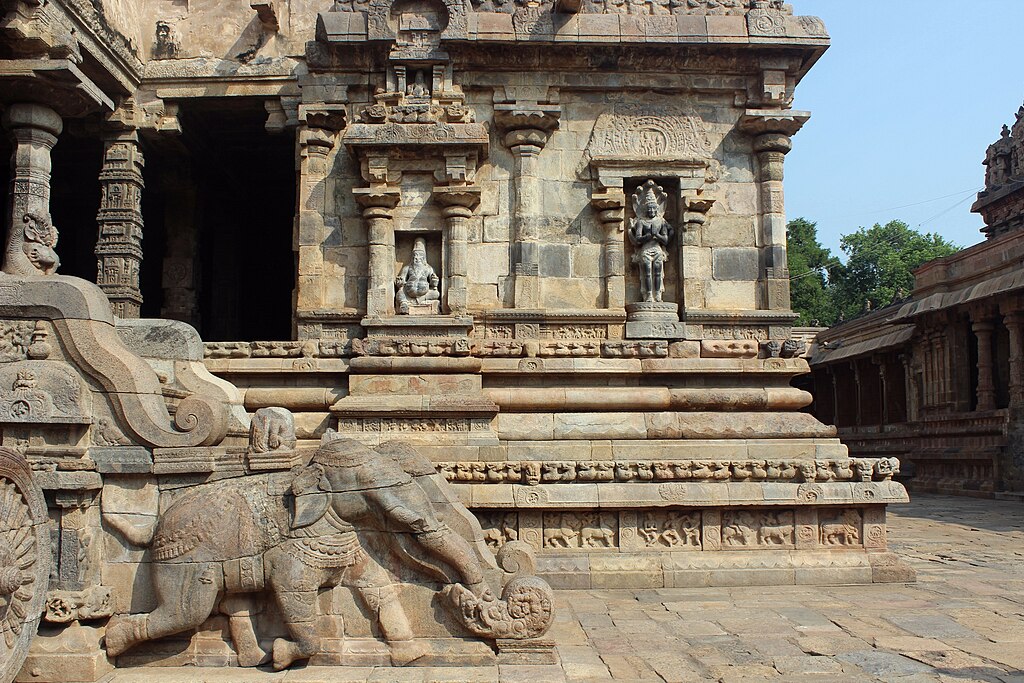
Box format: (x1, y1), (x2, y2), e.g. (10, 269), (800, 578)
(104, 436), (553, 670)
(395, 237), (441, 314)
(2, 213), (60, 277)
(628, 181), (673, 303)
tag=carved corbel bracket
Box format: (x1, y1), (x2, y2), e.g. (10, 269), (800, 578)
(738, 109), (810, 149)
(107, 95), (181, 135)
(1, 0), (81, 62)
(251, 1), (280, 31)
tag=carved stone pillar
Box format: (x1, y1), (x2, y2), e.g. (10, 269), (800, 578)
(160, 164), (200, 327)
(972, 314), (997, 412)
(95, 130), (146, 318)
(738, 110), (809, 311)
(876, 357), (889, 425)
(495, 104), (560, 309)
(1004, 309), (1024, 407)
(295, 125), (338, 317)
(435, 186), (481, 316)
(591, 188), (626, 310)
(355, 188), (401, 317)
(2, 103), (62, 276)
(852, 361), (863, 427)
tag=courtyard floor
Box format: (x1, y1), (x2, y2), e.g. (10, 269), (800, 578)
(101, 493), (1024, 683)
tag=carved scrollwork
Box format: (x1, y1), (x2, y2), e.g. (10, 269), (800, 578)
(444, 575), (553, 640)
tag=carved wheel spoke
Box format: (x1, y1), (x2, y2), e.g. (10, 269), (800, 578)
(0, 449), (49, 683)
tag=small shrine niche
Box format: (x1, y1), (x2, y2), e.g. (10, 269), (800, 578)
(394, 232), (444, 315)
(624, 177), (680, 307)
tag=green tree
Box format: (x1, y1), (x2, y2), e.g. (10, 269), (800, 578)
(831, 220), (960, 321)
(786, 218), (840, 326)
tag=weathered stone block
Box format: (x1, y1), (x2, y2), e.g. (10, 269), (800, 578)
(713, 247), (760, 281)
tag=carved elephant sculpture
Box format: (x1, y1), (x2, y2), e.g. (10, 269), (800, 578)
(105, 437), (552, 669)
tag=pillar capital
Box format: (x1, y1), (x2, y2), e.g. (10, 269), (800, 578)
(434, 185), (481, 219)
(354, 187), (401, 216)
(2, 103), (63, 138)
(494, 104), (560, 152)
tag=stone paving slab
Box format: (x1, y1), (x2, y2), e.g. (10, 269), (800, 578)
(100, 494), (1024, 683)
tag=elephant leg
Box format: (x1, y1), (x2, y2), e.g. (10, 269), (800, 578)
(106, 562), (220, 657)
(269, 589), (320, 671)
(347, 557), (428, 666)
(266, 547), (324, 670)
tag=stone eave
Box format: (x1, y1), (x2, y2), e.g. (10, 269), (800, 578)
(971, 178), (1024, 215)
(141, 57), (306, 99)
(0, 58), (114, 115)
(316, 9), (829, 53)
(59, 0), (144, 95)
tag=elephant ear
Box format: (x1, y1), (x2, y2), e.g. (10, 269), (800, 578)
(290, 464), (330, 530)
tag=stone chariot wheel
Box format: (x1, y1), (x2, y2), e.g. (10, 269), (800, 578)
(0, 448), (50, 683)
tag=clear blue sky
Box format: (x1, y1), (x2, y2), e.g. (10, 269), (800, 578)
(786, 0), (1024, 258)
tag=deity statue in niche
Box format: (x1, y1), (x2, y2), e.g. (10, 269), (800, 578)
(395, 237), (441, 314)
(628, 180), (674, 303)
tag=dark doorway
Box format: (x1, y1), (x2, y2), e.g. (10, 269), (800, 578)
(144, 98), (296, 342)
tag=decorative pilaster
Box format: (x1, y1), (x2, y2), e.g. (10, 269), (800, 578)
(435, 186), (482, 316)
(679, 195), (715, 312)
(495, 103), (560, 309)
(972, 312), (997, 412)
(95, 130), (145, 318)
(355, 188), (401, 317)
(591, 188), (626, 310)
(2, 103), (62, 276)
(1004, 308), (1024, 407)
(738, 110), (809, 311)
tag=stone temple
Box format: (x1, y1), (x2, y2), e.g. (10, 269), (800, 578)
(0, 0), (913, 680)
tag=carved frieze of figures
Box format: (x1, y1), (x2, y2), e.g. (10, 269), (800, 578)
(982, 105), (1024, 192)
(395, 238), (441, 315)
(820, 509), (862, 547)
(721, 510), (794, 548)
(478, 511), (519, 549)
(104, 436), (555, 669)
(640, 511), (701, 549)
(2, 213), (60, 277)
(628, 181), (674, 304)
(462, 0), (791, 16)
(435, 458), (901, 485)
(543, 512), (617, 549)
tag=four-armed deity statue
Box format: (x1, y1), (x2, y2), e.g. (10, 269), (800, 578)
(628, 181), (674, 303)
(395, 237), (441, 314)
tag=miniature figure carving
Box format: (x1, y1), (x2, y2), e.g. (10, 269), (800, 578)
(248, 406), (296, 453)
(153, 21), (179, 60)
(104, 437), (553, 670)
(628, 181), (674, 303)
(395, 237), (441, 314)
(2, 212), (60, 277)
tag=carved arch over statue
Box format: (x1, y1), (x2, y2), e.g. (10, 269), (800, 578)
(367, 0), (468, 41)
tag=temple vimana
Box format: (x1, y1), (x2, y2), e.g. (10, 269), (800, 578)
(0, 0), (916, 680)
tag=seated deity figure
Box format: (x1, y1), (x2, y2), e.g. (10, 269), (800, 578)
(395, 237), (441, 314)
(628, 180), (674, 303)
